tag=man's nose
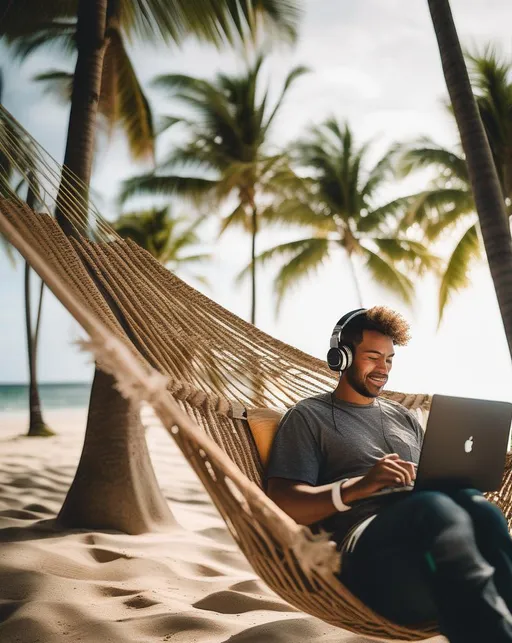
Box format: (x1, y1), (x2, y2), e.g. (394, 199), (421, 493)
(377, 359), (391, 373)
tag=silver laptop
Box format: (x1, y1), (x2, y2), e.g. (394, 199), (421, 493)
(372, 394), (512, 497)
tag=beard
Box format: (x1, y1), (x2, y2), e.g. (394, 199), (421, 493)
(345, 365), (380, 399)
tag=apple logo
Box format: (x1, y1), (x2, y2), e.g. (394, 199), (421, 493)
(464, 436), (474, 454)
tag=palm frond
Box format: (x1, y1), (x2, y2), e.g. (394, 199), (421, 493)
(272, 237), (330, 313)
(155, 115), (184, 136)
(358, 196), (416, 233)
(6, 21), (76, 60)
(359, 144), (399, 198)
(1, 1), (301, 52)
(398, 141), (468, 181)
(258, 199), (334, 231)
(105, 29), (155, 161)
(397, 187), (473, 234)
(33, 69), (73, 103)
(237, 236), (329, 313)
(263, 64), (309, 133)
(119, 174), (218, 205)
(122, 0), (300, 46)
(219, 203), (249, 235)
(372, 237), (442, 276)
(363, 249), (415, 306)
(438, 224), (481, 324)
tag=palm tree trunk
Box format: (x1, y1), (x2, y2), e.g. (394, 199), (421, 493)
(428, 0), (512, 357)
(24, 183), (53, 437)
(55, 0), (174, 533)
(58, 369), (176, 533)
(347, 252), (364, 308)
(55, 0), (108, 236)
(25, 263), (54, 437)
(250, 204), (257, 325)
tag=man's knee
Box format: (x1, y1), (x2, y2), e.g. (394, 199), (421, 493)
(411, 491), (473, 534)
(452, 489), (509, 532)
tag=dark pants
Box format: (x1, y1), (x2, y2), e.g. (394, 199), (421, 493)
(339, 490), (512, 643)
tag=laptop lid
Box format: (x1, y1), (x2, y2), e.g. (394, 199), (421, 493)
(416, 394), (512, 492)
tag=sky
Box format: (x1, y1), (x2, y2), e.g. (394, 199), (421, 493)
(1, 0), (512, 403)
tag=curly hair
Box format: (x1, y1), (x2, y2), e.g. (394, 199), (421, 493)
(342, 306), (411, 347)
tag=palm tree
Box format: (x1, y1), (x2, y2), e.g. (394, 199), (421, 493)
(466, 46), (512, 201)
(0, 71), (54, 437)
(397, 46), (512, 322)
(427, 0), (512, 358)
(2, 0), (302, 533)
(114, 206), (210, 286)
(397, 140), (477, 322)
(242, 119), (439, 313)
(1, 1), (301, 234)
(120, 54), (308, 324)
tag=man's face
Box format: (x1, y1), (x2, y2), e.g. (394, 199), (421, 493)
(344, 330), (395, 399)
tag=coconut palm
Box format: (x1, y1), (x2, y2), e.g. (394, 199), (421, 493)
(397, 45), (512, 322)
(120, 54), (308, 324)
(114, 206), (210, 286)
(0, 71), (54, 437)
(467, 45), (512, 201)
(397, 140), (477, 322)
(1, 0), (301, 233)
(2, 0), (302, 533)
(427, 0), (512, 357)
(241, 119), (439, 313)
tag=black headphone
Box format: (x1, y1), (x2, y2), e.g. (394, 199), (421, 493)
(326, 308), (367, 372)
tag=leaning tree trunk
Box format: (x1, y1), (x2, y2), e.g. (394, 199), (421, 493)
(56, 0), (175, 533)
(25, 263), (54, 437)
(25, 184), (54, 437)
(428, 0), (512, 359)
(250, 202), (257, 325)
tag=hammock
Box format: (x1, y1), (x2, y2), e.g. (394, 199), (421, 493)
(2, 106), (512, 641)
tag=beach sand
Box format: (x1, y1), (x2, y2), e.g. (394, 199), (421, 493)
(0, 408), (446, 643)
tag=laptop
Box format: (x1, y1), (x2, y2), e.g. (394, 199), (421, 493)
(371, 394), (512, 497)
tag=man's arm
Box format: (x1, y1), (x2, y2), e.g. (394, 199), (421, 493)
(267, 476), (363, 525)
(267, 454), (416, 525)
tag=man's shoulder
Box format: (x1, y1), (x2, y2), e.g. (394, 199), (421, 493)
(279, 393), (332, 426)
(291, 392), (332, 414)
(380, 396), (423, 431)
(379, 396), (408, 414)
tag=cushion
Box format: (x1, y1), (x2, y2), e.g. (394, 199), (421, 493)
(246, 407), (285, 467)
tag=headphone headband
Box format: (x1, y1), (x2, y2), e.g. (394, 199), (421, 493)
(329, 308), (367, 348)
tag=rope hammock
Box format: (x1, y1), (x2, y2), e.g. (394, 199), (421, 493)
(2, 105), (512, 641)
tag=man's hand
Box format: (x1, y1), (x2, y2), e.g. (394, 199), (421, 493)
(342, 454), (416, 505)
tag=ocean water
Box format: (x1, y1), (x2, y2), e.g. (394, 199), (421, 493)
(0, 382), (92, 412)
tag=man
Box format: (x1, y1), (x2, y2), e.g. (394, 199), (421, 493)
(266, 306), (512, 643)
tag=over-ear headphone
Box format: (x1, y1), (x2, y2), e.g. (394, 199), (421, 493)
(326, 308), (367, 372)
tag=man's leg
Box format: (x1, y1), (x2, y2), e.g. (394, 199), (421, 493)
(448, 489), (512, 611)
(339, 491), (512, 643)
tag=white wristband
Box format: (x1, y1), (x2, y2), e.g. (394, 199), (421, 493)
(331, 478), (351, 512)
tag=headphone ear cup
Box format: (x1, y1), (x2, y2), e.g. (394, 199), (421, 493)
(327, 347), (342, 371)
(338, 345), (353, 372)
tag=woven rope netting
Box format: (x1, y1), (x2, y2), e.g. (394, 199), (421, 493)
(3, 103), (508, 641)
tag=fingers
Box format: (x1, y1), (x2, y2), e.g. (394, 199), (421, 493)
(382, 460), (413, 486)
(380, 454), (416, 485)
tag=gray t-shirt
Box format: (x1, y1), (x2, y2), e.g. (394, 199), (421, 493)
(265, 392), (424, 543)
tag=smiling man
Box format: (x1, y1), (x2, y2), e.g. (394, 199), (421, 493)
(266, 307), (512, 642)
